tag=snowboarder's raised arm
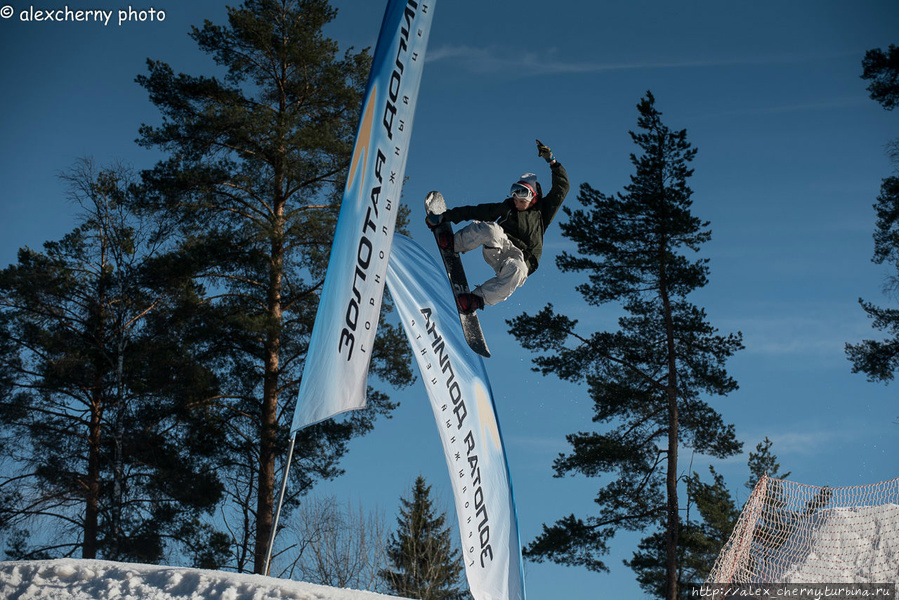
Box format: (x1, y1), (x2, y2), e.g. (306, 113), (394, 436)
(536, 139), (570, 226)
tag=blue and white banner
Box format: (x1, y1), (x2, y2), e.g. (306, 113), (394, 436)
(292, 0), (435, 432)
(387, 234), (526, 600)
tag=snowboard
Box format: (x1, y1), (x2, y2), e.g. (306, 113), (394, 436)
(424, 191), (491, 358)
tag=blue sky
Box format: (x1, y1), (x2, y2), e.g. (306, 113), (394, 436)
(2, 0), (899, 598)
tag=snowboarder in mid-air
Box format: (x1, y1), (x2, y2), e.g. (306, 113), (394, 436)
(426, 139), (570, 313)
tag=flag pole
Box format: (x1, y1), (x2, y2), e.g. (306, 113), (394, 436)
(264, 432), (297, 576)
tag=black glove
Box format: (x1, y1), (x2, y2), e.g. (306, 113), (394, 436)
(536, 139), (554, 163)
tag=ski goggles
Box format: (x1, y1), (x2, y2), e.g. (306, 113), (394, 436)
(510, 183), (535, 201)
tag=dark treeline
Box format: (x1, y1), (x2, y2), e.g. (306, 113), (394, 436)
(1, 0), (896, 596)
(0, 0), (413, 574)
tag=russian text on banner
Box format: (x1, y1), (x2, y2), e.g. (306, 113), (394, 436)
(386, 234), (526, 600)
(291, 0), (435, 432)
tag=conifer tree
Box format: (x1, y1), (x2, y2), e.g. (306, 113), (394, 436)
(509, 92), (743, 600)
(135, 0), (413, 572)
(0, 159), (226, 564)
(847, 45), (899, 382)
(746, 436), (790, 491)
(626, 438), (790, 598)
(381, 476), (467, 600)
(861, 44), (899, 111)
(625, 468), (738, 599)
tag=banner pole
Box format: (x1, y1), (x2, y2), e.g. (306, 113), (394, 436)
(264, 432), (297, 577)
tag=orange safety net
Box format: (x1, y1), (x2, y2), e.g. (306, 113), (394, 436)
(707, 475), (899, 585)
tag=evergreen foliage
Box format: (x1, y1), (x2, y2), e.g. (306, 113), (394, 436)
(509, 92), (743, 600)
(135, 0), (413, 572)
(0, 159), (227, 565)
(848, 44), (899, 382)
(625, 469), (738, 599)
(862, 44), (899, 111)
(626, 438), (790, 598)
(381, 476), (467, 600)
(746, 437), (790, 491)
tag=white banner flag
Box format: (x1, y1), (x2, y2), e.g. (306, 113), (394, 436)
(387, 234), (526, 600)
(292, 0), (435, 432)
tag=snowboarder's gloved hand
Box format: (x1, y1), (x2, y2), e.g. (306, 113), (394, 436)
(426, 212), (443, 229)
(536, 139), (554, 163)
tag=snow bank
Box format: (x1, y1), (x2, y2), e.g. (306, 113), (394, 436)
(782, 504), (899, 584)
(0, 559), (412, 600)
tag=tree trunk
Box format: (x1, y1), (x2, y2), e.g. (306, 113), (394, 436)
(84, 389), (102, 559)
(255, 75), (292, 574)
(84, 320), (105, 558)
(111, 338), (126, 558)
(660, 239), (679, 600)
(256, 335), (279, 573)
(254, 181), (285, 574)
(85, 233), (110, 559)
(665, 384), (679, 600)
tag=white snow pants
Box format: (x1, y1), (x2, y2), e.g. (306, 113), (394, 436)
(453, 221), (529, 306)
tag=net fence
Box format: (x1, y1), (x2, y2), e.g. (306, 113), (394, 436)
(706, 475), (899, 585)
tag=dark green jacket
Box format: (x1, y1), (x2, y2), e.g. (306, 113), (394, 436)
(443, 161), (570, 274)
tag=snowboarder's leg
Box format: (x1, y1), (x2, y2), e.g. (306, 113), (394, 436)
(474, 248), (529, 306)
(453, 221), (506, 254)
(454, 221), (528, 305)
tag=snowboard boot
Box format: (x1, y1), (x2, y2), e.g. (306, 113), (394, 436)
(436, 230), (454, 252)
(456, 292), (484, 314)
(425, 211), (443, 229)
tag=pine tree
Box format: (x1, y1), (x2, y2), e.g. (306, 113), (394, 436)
(847, 44), (899, 382)
(846, 176), (899, 381)
(625, 468), (738, 599)
(626, 438), (790, 598)
(746, 436), (790, 491)
(509, 92), (743, 600)
(861, 44), (899, 111)
(0, 159), (226, 564)
(135, 0), (413, 572)
(381, 476), (467, 600)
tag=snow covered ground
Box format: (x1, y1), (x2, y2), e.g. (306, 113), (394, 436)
(781, 504), (899, 584)
(0, 559), (410, 600)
